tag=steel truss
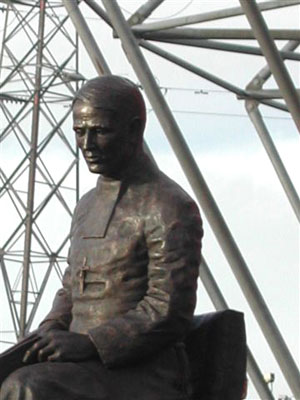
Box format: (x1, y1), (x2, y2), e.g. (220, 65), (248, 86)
(0, 0), (299, 399)
(0, 0), (79, 341)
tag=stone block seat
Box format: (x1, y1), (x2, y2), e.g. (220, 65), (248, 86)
(185, 309), (247, 400)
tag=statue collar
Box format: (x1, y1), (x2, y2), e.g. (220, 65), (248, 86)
(93, 152), (158, 238)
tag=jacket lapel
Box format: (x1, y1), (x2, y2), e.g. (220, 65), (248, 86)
(82, 177), (121, 239)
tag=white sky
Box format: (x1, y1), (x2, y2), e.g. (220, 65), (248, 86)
(0, 1), (299, 399)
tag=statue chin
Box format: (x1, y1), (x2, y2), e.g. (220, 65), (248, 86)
(87, 159), (125, 178)
(87, 162), (108, 175)
(87, 163), (101, 174)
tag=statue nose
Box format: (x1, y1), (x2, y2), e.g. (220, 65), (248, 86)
(83, 129), (93, 150)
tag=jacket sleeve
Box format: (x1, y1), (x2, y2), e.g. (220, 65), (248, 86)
(39, 204), (79, 330)
(39, 265), (73, 330)
(88, 193), (203, 367)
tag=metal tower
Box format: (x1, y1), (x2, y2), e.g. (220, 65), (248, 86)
(0, 0), (80, 341)
(0, 1), (299, 399)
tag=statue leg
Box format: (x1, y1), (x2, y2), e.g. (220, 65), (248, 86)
(0, 346), (191, 400)
(0, 361), (109, 400)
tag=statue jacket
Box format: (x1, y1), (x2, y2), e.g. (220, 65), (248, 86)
(43, 152), (203, 369)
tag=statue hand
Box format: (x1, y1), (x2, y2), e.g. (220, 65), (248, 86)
(23, 330), (98, 363)
(37, 320), (66, 335)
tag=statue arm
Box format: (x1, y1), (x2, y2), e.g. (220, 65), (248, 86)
(38, 202), (80, 332)
(88, 195), (203, 367)
(23, 264), (75, 363)
(39, 264), (73, 331)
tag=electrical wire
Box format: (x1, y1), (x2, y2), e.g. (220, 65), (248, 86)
(159, 86), (227, 94)
(146, 108), (292, 120)
(149, 0), (194, 20)
(120, 0), (194, 21)
(140, 85), (291, 120)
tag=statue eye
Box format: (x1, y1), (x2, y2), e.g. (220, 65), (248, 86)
(74, 128), (84, 137)
(95, 127), (110, 135)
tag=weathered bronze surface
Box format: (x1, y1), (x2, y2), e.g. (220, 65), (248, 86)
(0, 76), (203, 400)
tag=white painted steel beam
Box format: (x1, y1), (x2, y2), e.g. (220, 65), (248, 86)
(245, 41), (300, 223)
(240, 0), (300, 134)
(62, 0), (110, 76)
(133, 28), (300, 41)
(131, 0), (300, 32)
(101, 2), (300, 398)
(200, 258), (275, 400)
(127, 0), (165, 26)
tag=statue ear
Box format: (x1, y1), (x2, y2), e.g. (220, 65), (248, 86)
(129, 117), (143, 142)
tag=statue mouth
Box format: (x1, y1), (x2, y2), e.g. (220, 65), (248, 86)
(85, 157), (101, 163)
(84, 152), (108, 163)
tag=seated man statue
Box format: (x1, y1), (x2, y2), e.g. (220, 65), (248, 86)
(0, 75), (203, 400)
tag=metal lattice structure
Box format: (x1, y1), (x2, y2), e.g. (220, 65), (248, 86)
(0, 0), (79, 341)
(0, 1), (299, 399)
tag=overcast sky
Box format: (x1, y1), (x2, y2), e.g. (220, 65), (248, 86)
(0, 1), (299, 398)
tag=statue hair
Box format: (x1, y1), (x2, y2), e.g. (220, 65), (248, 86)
(73, 75), (146, 134)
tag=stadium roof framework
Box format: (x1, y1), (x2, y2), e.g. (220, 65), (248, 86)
(0, 1), (299, 398)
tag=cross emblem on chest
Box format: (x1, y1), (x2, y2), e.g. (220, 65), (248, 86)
(79, 257), (90, 295)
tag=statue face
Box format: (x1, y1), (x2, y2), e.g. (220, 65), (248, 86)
(73, 101), (137, 178)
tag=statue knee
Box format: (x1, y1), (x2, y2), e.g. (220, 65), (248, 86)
(0, 366), (37, 400)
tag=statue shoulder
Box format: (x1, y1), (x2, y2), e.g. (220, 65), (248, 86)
(143, 170), (201, 228)
(156, 170), (199, 212)
(72, 187), (97, 218)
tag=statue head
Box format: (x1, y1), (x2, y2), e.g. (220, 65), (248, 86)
(72, 75), (146, 178)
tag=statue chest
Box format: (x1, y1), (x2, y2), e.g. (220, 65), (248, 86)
(69, 198), (149, 301)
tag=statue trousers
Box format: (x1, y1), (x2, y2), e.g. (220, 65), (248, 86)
(0, 343), (191, 400)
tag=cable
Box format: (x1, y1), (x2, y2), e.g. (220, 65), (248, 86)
(149, 0), (194, 20)
(136, 82), (228, 95)
(146, 107), (292, 120)
(120, 0), (194, 21)
(160, 86), (227, 94)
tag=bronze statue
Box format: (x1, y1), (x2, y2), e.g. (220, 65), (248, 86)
(0, 76), (203, 400)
